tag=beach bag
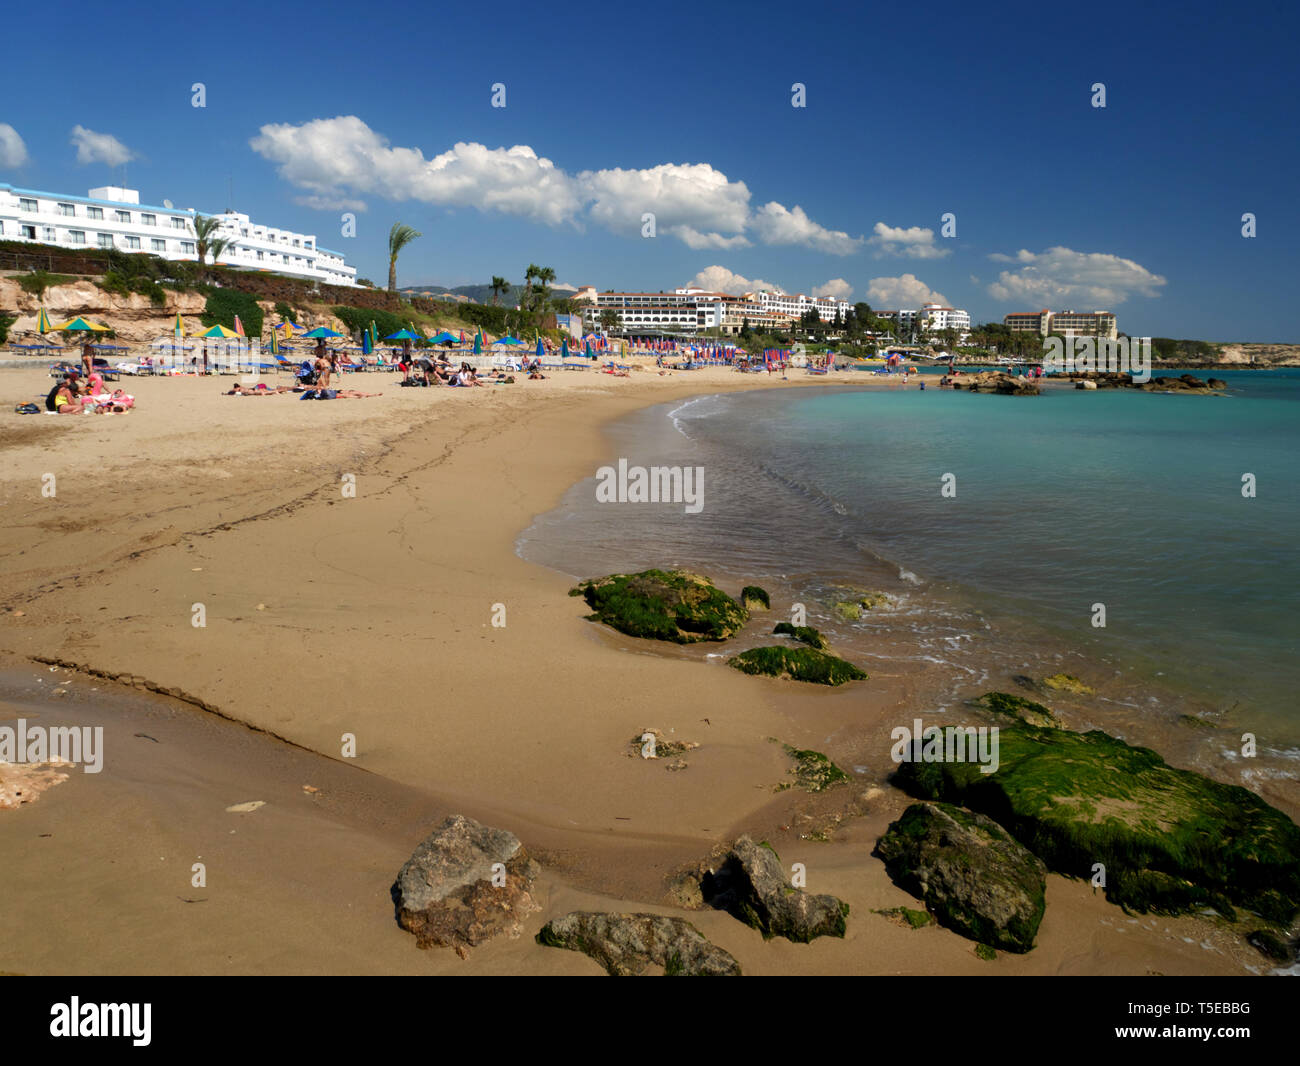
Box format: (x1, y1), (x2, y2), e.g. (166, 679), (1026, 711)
(45, 384), (62, 412)
(15, 402), (41, 414)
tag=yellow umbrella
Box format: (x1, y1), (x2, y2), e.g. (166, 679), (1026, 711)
(54, 317), (110, 333)
(199, 324), (240, 338)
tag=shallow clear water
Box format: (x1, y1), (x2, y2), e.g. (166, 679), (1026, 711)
(519, 368), (1300, 764)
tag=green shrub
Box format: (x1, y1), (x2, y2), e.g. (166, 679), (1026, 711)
(0, 314), (14, 345)
(101, 270), (166, 305)
(17, 270), (75, 297)
(201, 288), (263, 336)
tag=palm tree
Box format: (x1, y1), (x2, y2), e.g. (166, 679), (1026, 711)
(190, 215), (228, 271)
(522, 264), (540, 311)
(387, 223), (422, 291)
(533, 266), (556, 311)
(490, 276), (509, 306)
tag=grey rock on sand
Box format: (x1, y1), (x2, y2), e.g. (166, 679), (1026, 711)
(394, 814), (540, 955)
(703, 835), (848, 942)
(537, 912), (741, 976)
(875, 801), (1047, 953)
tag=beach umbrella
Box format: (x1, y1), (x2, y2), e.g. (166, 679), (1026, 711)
(494, 335), (524, 346)
(361, 329), (372, 356)
(173, 312), (185, 338)
(199, 324), (240, 338)
(383, 329), (422, 341)
(301, 326), (343, 339)
(37, 308), (53, 334)
(535, 337), (544, 360)
(561, 338), (569, 359)
(428, 330), (459, 345)
(271, 330), (281, 355)
(233, 315), (246, 339)
(54, 316), (110, 333)
(473, 332), (482, 356)
(584, 340), (593, 357)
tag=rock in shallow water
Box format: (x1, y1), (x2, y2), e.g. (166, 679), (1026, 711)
(537, 912), (741, 975)
(875, 801), (1047, 954)
(394, 814), (540, 954)
(703, 836), (848, 942)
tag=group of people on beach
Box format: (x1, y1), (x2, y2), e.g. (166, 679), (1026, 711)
(45, 368), (134, 414)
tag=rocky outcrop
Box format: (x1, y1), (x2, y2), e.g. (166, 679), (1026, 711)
(703, 836), (849, 942)
(974, 691), (1062, 729)
(741, 585), (770, 611)
(875, 802), (1047, 953)
(833, 590), (893, 620)
(572, 569), (748, 643)
(893, 722), (1300, 923)
(1064, 372), (1227, 392)
(393, 815), (539, 955)
(1, 278), (208, 344)
(536, 912), (741, 975)
(729, 645), (866, 685)
(952, 371), (1040, 395)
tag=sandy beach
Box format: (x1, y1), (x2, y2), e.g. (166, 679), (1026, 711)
(0, 364), (1272, 975)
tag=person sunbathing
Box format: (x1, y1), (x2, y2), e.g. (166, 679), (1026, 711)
(299, 387), (382, 399)
(226, 383), (293, 395)
(457, 367), (485, 387)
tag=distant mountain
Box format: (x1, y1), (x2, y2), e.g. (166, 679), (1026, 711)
(400, 281), (577, 307)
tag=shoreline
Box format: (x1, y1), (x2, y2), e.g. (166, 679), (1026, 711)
(0, 366), (1287, 974)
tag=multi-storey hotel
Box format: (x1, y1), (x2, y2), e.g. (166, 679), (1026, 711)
(873, 303), (972, 340)
(0, 183), (357, 287)
(572, 286), (843, 336)
(1004, 308), (1117, 339)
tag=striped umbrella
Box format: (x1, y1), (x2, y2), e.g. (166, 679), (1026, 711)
(37, 308), (53, 334)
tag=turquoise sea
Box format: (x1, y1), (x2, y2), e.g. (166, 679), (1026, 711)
(519, 368), (1300, 786)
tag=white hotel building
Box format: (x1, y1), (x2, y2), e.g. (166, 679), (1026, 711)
(572, 286), (848, 336)
(0, 183), (357, 287)
(874, 303), (971, 340)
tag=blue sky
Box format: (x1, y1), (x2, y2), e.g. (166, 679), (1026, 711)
(3, 0), (1297, 340)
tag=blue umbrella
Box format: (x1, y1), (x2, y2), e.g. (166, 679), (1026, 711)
(494, 335), (524, 346)
(535, 337), (544, 360)
(361, 330), (372, 356)
(561, 338), (569, 359)
(383, 329), (422, 341)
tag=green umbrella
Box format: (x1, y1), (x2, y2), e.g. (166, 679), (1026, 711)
(300, 327), (343, 339)
(473, 332), (482, 355)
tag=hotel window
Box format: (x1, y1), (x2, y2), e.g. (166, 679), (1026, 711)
(171, 217), (186, 230)
(124, 236), (141, 249)
(69, 230), (86, 244)
(43, 226), (55, 241)
(21, 224), (36, 239)
(87, 206), (103, 219)
(256, 250), (264, 260)
(116, 210), (132, 223)
(19, 197), (37, 211)
(151, 238), (165, 251)
(98, 233), (114, 249)
(58, 202), (75, 216)
(293, 239), (300, 247)
(141, 213), (156, 226)
(181, 241), (195, 254)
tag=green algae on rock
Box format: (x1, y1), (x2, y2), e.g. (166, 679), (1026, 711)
(572, 569), (748, 643)
(741, 585), (771, 611)
(875, 801), (1047, 954)
(772, 621), (830, 650)
(1040, 673), (1095, 696)
(875, 906), (933, 929)
(536, 911), (741, 976)
(729, 646), (867, 686)
(779, 743), (850, 793)
(893, 723), (1300, 924)
(973, 691), (1062, 729)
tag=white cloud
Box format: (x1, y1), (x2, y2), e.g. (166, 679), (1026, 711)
(251, 117), (582, 225)
(249, 117), (858, 253)
(867, 222), (950, 259)
(579, 162), (751, 247)
(0, 123), (29, 167)
(686, 265), (783, 295)
(751, 201), (863, 255)
(70, 125), (135, 167)
(987, 246), (1166, 306)
(813, 278), (853, 301)
(865, 274), (950, 309)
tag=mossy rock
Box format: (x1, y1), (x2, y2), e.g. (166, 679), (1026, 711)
(876, 906), (932, 929)
(875, 802), (1047, 953)
(973, 691), (1061, 729)
(629, 729), (698, 759)
(573, 569), (748, 643)
(741, 585), (770, 611)
(1245, 928), (1294, 963)
(1041, 673), (1095, 696)
(782, 743), (849, 792)
(832, 590), (893, 621)
(893, 723), (1300, 924)
(975, 943), (997, 961)
(729, 646), (867, 686)
(772, 621), (829, 650)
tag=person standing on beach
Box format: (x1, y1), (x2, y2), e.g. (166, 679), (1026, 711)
(81, 340), (95, 378)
